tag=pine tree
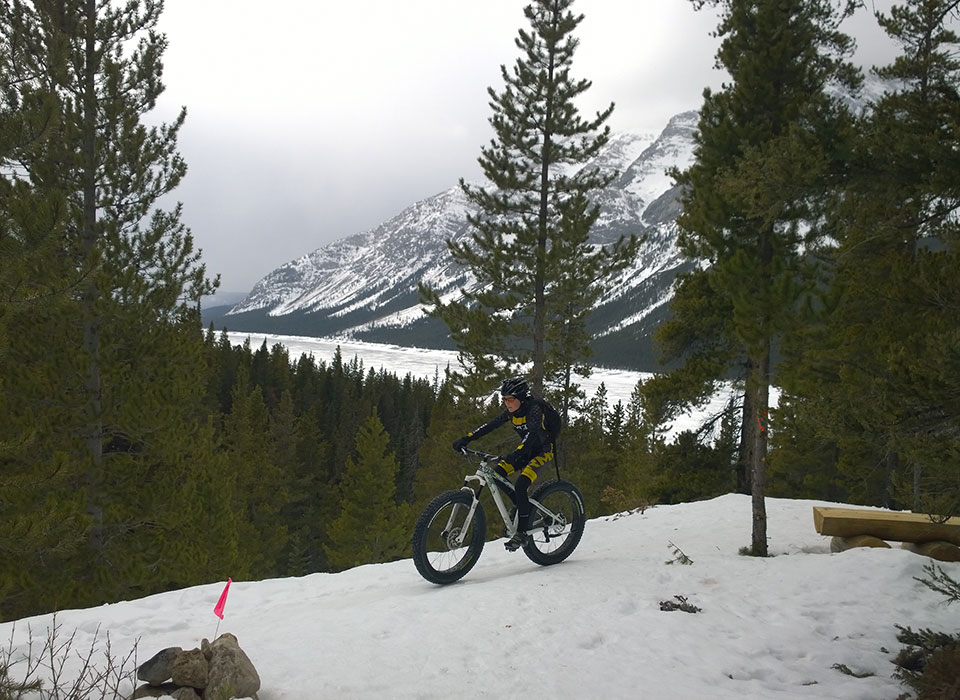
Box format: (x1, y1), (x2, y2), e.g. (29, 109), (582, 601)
(675, 0), (858, 554)
(220, 371), (289, 577)
(325, 410), (411, 571)
(412, 381), (482, 509)
(289, 408), (331, 573)
(643, 266), (756, 493)
(1, 0), (227, 615)
(0, 5), (68, 309)
(8, 0), (214, 454)
(0, 5), (85, 618)
(775, 0), (960, 514)
(841, 0), (960, 514)
(420, 0), (636, 400)
(560, 384), (610, 515)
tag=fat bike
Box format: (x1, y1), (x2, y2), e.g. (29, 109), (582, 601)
(412, 448), (586, 584)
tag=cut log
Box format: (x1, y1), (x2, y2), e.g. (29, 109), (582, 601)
(830, 535), (891, 552)
(813, 506), (960, 545)
(900, 541), (960, 563)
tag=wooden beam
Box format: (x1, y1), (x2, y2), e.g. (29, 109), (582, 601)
(813, 506), (960, 546)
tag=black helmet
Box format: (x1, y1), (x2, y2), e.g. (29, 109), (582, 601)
(500, 376), (530, 400)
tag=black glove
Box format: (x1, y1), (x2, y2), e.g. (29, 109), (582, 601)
(452, 436), (471, 453)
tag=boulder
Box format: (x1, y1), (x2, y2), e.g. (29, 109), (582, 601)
(170, 687), (202, 700)
(901, 540), (960, 562)
(171, 648), (208, 689)
(136, 647), (182, 685)
(205, 633), (261, 700)
(131, 682), (178, 699)
(830, 534), (891, 552)
(133, 634), (260, 700)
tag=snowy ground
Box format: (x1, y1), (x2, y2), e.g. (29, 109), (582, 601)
(3, 495), (956, 699)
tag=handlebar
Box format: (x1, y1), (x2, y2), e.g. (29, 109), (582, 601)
(457, 447), (501, 462)
(457, 447), (514, 492)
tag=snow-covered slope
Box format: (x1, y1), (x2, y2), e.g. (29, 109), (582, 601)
(2, 495), (951, 699)
(222, 112), (701, 370)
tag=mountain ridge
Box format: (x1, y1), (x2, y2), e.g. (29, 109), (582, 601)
(207, 110), (701, 371)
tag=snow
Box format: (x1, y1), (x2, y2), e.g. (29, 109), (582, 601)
(3, 495), (955, 699)
(229, 331), (653, 395)
(228, 331), (647, 403)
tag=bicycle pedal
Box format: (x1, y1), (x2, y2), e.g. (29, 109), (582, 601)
(504, 532), (529, 552)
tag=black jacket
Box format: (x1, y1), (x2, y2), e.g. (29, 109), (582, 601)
(467, 397), (558, 469)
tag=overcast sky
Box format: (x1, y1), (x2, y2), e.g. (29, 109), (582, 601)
(152, 1), (899, 295)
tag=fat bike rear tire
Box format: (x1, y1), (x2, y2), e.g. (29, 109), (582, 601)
(412, 489), (487, 584)
(523, 479), (585, 566)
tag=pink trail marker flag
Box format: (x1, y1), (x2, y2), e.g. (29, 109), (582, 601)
(213, 578), (232, 620)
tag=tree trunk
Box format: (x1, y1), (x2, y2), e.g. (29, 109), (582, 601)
(81, 0), (100, 465)
(556, 364), (573, 479)
(737, 364), (756, 494)
(913, 462), (922, 512)
(82, 0), (103, 554)
(532, 27), (558, 398)
(883, 448), (898, 509)
(750, 343), (770, 556)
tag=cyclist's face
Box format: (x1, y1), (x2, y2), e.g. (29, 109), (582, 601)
(503, 395), (521, 413)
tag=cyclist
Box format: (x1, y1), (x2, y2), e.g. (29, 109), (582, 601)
(452, 376), (561, 551)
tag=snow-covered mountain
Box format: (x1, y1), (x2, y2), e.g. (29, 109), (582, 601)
(218, 111), (701, 371)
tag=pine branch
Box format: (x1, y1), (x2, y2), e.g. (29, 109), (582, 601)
(665, 540), (694, 565)
(916, 563), (960, 604)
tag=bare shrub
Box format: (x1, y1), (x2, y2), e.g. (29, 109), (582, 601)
(0, 614), (138, 699)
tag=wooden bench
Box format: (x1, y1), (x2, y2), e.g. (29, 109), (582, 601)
(812, 506), (960, 562)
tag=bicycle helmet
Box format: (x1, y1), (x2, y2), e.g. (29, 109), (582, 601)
(500, 376), (530, 400)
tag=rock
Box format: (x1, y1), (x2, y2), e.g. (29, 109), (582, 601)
(131, 682), (178, 698)
(170, 687), (202, 700)
(171, 648), (208, 689)
(830, 534), (891, 552)
(205, 633), (261, 700)
(901, 540), (960, 562)
(136, 647), (182, 685)
(136, 635), (260, 700)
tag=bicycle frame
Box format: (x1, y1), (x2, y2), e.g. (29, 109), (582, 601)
(448, 449), (557, 546)
(413, 447), (585, 583)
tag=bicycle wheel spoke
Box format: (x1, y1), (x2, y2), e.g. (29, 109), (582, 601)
(523, 480), (585, 565)
(413, 490), (486, 584)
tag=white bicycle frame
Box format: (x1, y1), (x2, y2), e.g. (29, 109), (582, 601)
(447, 451), (556, 548)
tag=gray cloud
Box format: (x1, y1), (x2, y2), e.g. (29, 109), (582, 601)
(153, 0), (905, 294)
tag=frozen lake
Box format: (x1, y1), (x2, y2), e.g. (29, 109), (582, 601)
(228, 331), (737, 438)
(228, 332), (647, 406)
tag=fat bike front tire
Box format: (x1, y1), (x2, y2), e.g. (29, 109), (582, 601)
(523, 479), (586, 566)
(412, 489), (487, 585)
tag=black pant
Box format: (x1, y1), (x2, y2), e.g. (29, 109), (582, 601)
(496, 465), (533, 530)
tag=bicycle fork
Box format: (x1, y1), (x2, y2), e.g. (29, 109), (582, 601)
(443, 489), (481, 548)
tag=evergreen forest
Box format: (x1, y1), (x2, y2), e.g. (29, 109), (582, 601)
(1, 0), (958, 627)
